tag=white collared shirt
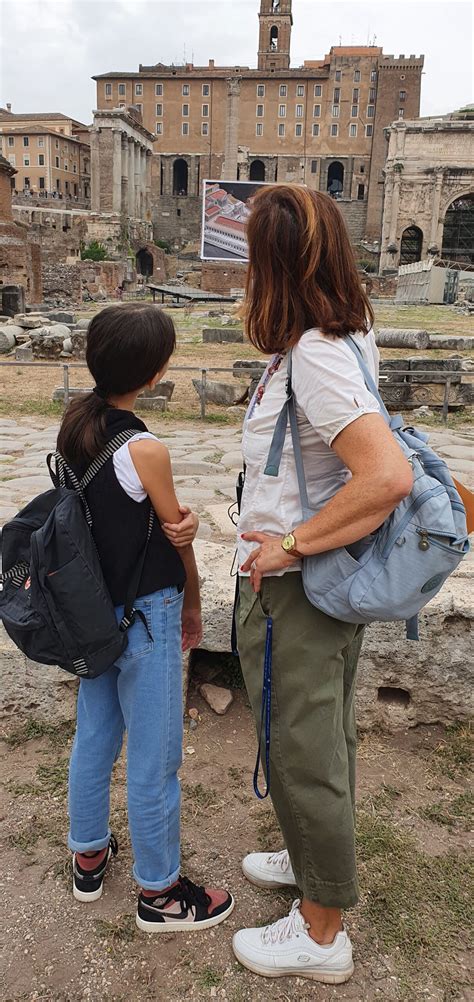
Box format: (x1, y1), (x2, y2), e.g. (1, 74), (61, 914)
(237, 329), (380, 576)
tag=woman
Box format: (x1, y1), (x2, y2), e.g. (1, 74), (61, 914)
(232, 186), (412, 983)
(59, 303), (233, 932)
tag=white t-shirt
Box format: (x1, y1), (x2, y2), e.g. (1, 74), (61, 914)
(237, 329), (380, 575)
(112, 432), (157, 501)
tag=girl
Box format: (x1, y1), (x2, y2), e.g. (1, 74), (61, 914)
(58, 303), (234, 932)
(232, 186), (412, 982)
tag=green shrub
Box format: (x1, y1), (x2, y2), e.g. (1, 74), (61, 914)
(81, 241), (107, 262)
(154, 238), (172, 254)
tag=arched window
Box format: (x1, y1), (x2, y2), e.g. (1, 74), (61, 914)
(400, 225), (423, 264)
(136, 248), (154, 277)
(249, 159), (266, 181)
(327, 161), (344, 198)
(442, 194), (474, 264)
(173, 158), (188, 196)
(270, 25), (279, 51)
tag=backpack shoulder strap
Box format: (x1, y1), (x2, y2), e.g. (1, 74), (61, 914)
(345, 335), (391, 424)
(81, 429), (145, 488)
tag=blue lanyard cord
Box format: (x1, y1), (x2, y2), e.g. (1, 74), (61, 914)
(253, 616), (273, 800)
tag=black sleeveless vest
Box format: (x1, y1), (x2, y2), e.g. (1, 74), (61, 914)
(72, 408), (186, 606)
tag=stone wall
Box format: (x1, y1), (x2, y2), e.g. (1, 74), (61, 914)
(201, 261), (247, 295)
(41, 263), (82, 304)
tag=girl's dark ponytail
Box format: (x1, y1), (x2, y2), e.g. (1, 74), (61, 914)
(57, 303), (176, 466)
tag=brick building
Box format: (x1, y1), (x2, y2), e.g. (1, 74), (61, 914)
(0, 154), (42, 301)
(93, 0), (423, 249)
(379, 108), (474, 272)
(0, 109), (91, 203)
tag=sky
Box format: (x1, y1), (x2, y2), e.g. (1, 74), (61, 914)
(0, 0), (472, 125)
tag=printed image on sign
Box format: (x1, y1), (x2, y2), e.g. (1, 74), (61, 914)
(201, 179), (270, 262)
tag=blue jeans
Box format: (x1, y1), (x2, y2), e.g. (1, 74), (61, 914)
(68, 586), (184, 891)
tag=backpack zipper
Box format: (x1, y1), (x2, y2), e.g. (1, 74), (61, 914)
(382, 485), (447, 558)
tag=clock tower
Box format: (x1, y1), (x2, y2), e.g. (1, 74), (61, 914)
(258, 0), (293, 71)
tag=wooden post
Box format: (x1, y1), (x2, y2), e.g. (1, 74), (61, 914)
(442, 377), (451, 426)
(200, 369), (207, 420)
(63, 364), (70, 409)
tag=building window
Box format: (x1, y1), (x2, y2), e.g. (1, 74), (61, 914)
(55, 138), (59, 148)
(23, 136), (29, 147)
(278, 123), (285, 136)
(367, 105), (375, 117)
(335, 70), (341, 81)
(311, 159), (318, 173)
(331, 123), (339, 136)
(351, 105), (358, 117)
(56, 179), (61, 191)
(39, 176), (45, 189)
(314, 84), (322, 96)
(357, 183), (365, 200)
(256, 122), (263, 136)
(256, 104), (264, 117)
(118, 84), (126, 96)
(399, 90), (406, 101)
(38, 154), (45, 165)
(156, 103), (163, 116)
(135, 103), (142, 113)
(203, 84), (210, 96)
(352, 88), (359, 103)
(295, 123), (303, 137)
(333, 87), (340, 104)
(156, 83), (163, 96)
(23, 156), (30, 166)
(279, 104), (286, 117)
(8, 136), (14, 147)
(182, 122), (189, 135)
(74, 183), (78, 196)
(332, 105), (339, 117)
(279, 84), (287, 97)
(312, 123), (320, 136)
(371, 69), (377, 82)
(365, 124), (373, 137)
(155, 122), (163, 134)
(354, 69), (361, 82)
(64, 163), (68, 171)
(202, 103), (209, 116)
(135, 83), (143, 95)
(313, 104), (321, 117)
(398, 108), (405, 118)
(38, 136), (44, 147)
(105, 83), (112, 96)
(296, 104), (304, 117)
(24, 177), (30, 189)
(296, 84), (305, 96)
(202, 122), (209, 136)
(73, 163), (77, 172)
(55, 156), (60, 168)
(8, 155), (15, 165)
(182, 84), (190, 95)
(360, 164), (365, 172)
(350, 124), (357, 137)
(182, 104), (189, 116)
(369, 88), (376, 103)
(257, 84), (265, 97)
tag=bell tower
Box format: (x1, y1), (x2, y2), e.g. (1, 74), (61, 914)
(258, 0), (293, 71)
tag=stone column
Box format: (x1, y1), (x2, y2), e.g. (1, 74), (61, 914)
(388, 175), (401, 247)
(429, 171), (444, 251)
(140, 147), (147, 219)
(134, 142), (141, 218)
(145, 150), (152, 219)
(121, 134), (129, 215)
(90, 129), (101, 213)
(223, 78), (241, 180)
(112, 129), (123, 214)
(128, 138), (135, 217)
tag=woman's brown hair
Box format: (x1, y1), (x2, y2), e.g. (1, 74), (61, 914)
(244, 184), (374, 354)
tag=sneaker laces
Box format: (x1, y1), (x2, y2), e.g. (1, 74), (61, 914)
(176, 876), (211, 910)
(261, 899), (309, 945)
(266, 849), (290, 871)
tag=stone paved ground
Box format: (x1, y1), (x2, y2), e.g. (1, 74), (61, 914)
(0, 417), (472, 535)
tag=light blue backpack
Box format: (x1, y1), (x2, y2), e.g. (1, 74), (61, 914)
(265, 336), (469, 640)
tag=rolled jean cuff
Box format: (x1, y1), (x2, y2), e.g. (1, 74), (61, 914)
(302, 875), (359, 910)
(68, 829), (111, 854)
(133, 861), (180, 893)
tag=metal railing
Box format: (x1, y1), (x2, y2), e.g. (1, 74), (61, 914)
(0, 360), (468, 425)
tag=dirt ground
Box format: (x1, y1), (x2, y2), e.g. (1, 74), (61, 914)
(0, 302), (472, 425)
(0, 677), (472, 1002)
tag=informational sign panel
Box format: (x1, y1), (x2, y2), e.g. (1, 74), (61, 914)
(201, 179), (269, 262)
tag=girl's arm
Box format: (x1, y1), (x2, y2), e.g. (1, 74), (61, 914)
(129, 440), (202, 650)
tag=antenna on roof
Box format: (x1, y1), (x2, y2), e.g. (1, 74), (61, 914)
(339, 34), (342, 45)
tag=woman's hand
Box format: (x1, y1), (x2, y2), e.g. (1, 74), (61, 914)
(240, 532), (298, 592)
(163, 505), (199, 548)
(181, 607), (203, 652)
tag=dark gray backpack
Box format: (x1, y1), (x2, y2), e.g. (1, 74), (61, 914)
(0, 431), (153, 678)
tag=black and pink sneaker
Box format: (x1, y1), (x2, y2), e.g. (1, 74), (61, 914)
(72, 834), (118, 902)
(136, 875), (234, 933)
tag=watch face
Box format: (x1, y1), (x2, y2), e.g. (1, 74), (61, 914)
(283, 533), (295, 552)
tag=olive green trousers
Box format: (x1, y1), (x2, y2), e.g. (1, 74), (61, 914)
(237, 573), (364, 909)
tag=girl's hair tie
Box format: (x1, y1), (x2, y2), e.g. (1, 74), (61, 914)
(93, 386), (108, 400)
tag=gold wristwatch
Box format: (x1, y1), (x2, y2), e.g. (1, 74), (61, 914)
(281, 532), (303, 558)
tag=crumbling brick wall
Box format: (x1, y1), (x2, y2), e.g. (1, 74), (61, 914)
(201, 261), (247, 295)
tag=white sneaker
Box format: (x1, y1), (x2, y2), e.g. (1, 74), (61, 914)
(242, 849), (296, 889)
(232, 899), (354, 984)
